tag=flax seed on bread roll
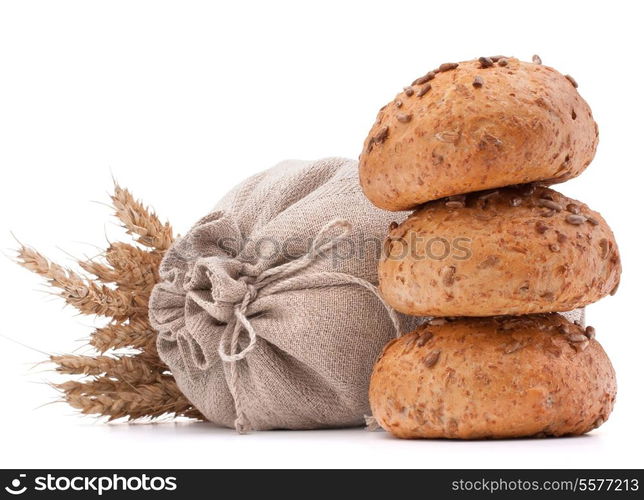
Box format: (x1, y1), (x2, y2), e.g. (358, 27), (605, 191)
(359, 57), (598, 211)
(379, 186), (620, 317)
(369, 315), (616, 439)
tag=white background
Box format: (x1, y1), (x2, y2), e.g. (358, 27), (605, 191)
(1, 0), (642, 469)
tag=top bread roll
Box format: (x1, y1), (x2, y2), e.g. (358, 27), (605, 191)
(359, 57), (598, 211)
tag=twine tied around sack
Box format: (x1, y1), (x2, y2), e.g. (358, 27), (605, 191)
(215, 218), (402, 433)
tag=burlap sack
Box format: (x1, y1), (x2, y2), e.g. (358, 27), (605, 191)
(149, 157), (418, 431)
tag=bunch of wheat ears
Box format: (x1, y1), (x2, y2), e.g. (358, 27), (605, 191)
(16, 186), (203, 421)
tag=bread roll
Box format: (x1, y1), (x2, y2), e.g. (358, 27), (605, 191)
(359, 57), (598, 210)
(369, 315), (616, 439)
(379, 186), (620, 317)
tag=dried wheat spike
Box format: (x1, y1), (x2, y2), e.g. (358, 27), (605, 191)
(58, 375), (200, 421)
(16, 246), (147, 320)
(90, 317), (156, 353)
(51, 354), (161, 385)
(111, 185), (173, 251)
(56, 379), (120, 397)
(80, 243), (160, 292)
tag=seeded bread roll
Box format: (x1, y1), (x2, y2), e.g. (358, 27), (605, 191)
(379, 186), (620, 317)
(359, 57), (598, 211)
(369, 315), (616, 439)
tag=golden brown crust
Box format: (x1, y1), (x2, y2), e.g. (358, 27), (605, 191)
(369, 315), (616, 439)
(359, 58), (598, 211)
(379, 186), (621, 317)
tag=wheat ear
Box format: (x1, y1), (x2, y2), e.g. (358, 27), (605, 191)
(51, 354), (162, 385)
(111, 185), (173, 251)
(57, 376), (199, 421)
(79, 243), (161, 291)
(16, 246), (147, 320)
(89, 317), (156, 353)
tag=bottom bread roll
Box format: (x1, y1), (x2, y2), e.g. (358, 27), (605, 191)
(369, 314), (616, 439)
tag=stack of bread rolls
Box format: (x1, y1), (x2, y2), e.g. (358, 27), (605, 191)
(359, 56), (621, 439)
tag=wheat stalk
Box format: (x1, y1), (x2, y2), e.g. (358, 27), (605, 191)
(90, 317), (155, 353)
(111, 185), (173, 251)
(58, 375), (198, 421)
(17, 185), (204, 422)
(51, 354), (162, 385)
(16, 246), (148, 320)
(80, 243), (160, 292)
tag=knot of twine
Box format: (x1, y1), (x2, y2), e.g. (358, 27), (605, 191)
(217, 218), (402, 433)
